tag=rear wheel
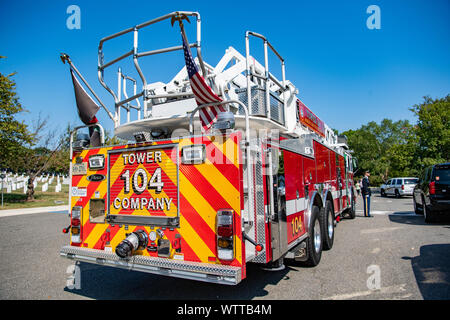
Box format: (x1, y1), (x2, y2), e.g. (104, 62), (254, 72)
(301, 205), (323, 267)
(323, 200), (335, 250)
(395, 189), (401, 198)
(348, 195), (356, 219)
(413, 196), (422, 215)
(423, 197), (435, 223)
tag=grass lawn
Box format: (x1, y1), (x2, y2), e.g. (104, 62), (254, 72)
(0, 184), (69, 210)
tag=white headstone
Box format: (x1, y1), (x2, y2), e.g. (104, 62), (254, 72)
(42, 182), (48, 192)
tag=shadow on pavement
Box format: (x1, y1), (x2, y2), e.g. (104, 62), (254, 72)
(402, 244), (450, 300)
(64, 261), (293, 300)
(389, 212), (450, 226)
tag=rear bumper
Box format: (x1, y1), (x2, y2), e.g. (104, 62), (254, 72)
(399, 190), (414, 196)
(60, 245), (242, 285)
(429, 199), (450, 213)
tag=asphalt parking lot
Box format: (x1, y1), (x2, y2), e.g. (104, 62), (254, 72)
(0, 193), (449, 300)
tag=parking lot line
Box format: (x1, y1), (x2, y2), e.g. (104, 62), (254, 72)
(360, 227), (403, 234)
(324, 283), (407, 300)
(0, 206), (69, 218)
(356, 210), (393, 215)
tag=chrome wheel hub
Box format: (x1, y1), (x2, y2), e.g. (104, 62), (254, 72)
(328, 210), (334, 239)
(314, 219), (321, 253)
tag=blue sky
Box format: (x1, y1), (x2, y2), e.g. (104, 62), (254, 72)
(1, 0), (449, 138)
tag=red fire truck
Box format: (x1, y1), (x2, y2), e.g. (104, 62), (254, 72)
(60, 11), (357, 285)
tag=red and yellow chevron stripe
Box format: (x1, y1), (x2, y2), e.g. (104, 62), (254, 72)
(69, 132), (244, 276)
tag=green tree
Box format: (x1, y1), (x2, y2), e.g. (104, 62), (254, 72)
(410, 95), (450, 169)
(0, 57), (33, 169)
(343, 95), (449, 185)
(342, 119), (415, 185)
(385, 123), (418, 177)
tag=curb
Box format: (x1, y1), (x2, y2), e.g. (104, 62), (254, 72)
(0, 205), (69, 217)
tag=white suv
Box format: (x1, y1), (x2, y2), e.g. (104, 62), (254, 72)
(380, 177), (418, 197)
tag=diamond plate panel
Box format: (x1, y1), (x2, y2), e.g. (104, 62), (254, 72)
(251, 141), (268, 264)
(236, 87), (285, 125)
(60, 246), (241, 280)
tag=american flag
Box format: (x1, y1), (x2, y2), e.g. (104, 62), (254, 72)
(181, 33), (225, 132)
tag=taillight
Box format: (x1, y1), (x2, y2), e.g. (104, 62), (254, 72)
(71, 206), (82, 243)
(217, 226), (233, 237)
(429, 181), (435, 195)
(216, 210), (234, 261)
(401, 185), (405, 190)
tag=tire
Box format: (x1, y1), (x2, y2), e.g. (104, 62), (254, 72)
(381, 189), (386, 197)
(301, 205), (323, 267)
(423, 198), (435, 223)
(323, 200), (335, 250)
(413, 196), (422, 215)
(395, 189), (401, 198)
(348, 195), (356, 219)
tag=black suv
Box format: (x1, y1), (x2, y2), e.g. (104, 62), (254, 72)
(413, 163), (450, 222)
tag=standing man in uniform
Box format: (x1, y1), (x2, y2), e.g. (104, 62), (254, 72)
(361, 171), (372, 217)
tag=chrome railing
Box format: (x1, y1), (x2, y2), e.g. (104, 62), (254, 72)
(245, 31), (288, 126)
(97, 11), (204, 127)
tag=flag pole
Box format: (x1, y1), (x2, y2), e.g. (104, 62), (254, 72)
(171, 13), (207, 78)
(171, 13), (190, 55)
(172, 13), (223, 101)
(60, 53), (115, 122)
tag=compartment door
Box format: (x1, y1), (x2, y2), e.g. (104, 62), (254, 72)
(269, 148), (287, 261)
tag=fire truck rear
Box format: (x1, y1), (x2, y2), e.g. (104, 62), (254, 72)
(60, 11), (357, 285)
